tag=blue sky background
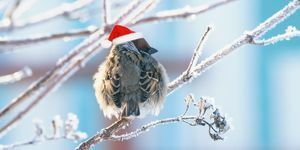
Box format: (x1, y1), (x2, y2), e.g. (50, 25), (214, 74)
(0, 0), (300, 149)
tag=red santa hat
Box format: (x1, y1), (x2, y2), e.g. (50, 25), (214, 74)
(101, 25), (144, 48)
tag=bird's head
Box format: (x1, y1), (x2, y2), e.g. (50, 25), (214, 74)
(116, 38), (158, 56)
(132, 38), (158, 55)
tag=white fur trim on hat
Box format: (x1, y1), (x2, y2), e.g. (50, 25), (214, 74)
(112, 32), (143, 45)
(101, 40), (112, 48)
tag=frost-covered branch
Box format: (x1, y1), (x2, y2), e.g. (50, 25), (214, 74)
(167, 0), (300, 93)
(129, 0), (237, 26)
(186, 26), (212, 77)
(0, 113), (87, 150)
(76, 95), (231, 150)
(0, 0), (95, 31)
(126, 0), (158, 24)
(251, 26), (300, 45)
(113, 0), (144, 25)
(0, 67), (32, 85)
(0, 26), (97, 52)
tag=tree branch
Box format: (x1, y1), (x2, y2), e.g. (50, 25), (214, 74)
(0, 67), (32, 85)
(113, 0), (144, 25)
(186, 26), (212, 75)
(76, 118), (131, 150)
(0, 0), (95, 31)
(251, 26), (300, 45)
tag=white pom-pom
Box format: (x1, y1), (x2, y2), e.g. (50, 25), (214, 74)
(101, 40), (112, 48)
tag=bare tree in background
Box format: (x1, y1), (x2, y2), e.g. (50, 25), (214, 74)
(0, 0), (300, 149)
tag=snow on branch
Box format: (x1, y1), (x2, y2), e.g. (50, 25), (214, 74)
(0, 26), (97, 53)
(76, 95), (231, 150)
(130, 0), (237, 26)
(0, 67), (32, 85)
(0, 113), (87, 150)
(112, 0), (145, 25)
(185, 26), (212, 81)
(0, 0), (95, 31)
(251, 26), (300, 45)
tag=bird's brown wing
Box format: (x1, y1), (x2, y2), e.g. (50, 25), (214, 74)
(139, 68), (160, 103)
(103, 71), (122, 108)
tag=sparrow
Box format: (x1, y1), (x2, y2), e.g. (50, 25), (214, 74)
(93, 25), (168, 119)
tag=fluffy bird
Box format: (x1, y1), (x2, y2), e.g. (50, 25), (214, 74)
(94, 25), (168, 119)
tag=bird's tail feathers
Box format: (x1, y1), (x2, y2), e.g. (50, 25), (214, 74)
(122, 100), (140, 117)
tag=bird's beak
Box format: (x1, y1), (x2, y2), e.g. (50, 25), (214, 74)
(148, 47), (158, 54)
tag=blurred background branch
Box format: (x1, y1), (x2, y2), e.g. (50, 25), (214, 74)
(0, 66), (32, 85)
(0, 0), (95, 31)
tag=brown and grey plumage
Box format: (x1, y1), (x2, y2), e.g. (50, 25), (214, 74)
(94, 39), (168, 119)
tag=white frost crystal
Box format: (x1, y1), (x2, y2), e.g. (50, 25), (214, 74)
(65, 113), (79, 133)
(33, 118), (45, 138)
(285, 26), (297, 33)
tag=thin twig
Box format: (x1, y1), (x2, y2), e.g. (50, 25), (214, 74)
(0, 67), (32, 85)
(0, 0), (95, 31)
(0, 26), (97, 53)
(186, 26), (212, 75)
(113, 0), (144, 25)
(0, 136), (64, 150)
(124, 0), (158, 24)
(110, 116), (197, 141)
(102, 0), (109, 25)
(251, 29), (300, 45)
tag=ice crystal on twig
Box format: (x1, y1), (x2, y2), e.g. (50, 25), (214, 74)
(0, 114), (87, 150)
